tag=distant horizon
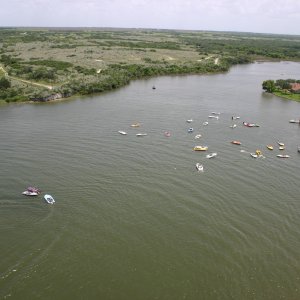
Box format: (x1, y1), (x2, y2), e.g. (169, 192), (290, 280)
(1, 0), (300, 36)
(0, 25), (299, 37)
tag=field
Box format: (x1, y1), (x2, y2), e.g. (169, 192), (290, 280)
(0, 28), (300, 102)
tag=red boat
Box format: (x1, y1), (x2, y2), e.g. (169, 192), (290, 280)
(243, 122), (260, 127)
(231, 140), (241, 145)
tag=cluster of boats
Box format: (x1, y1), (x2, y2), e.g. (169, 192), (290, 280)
(22, 187), (55, 204)
(118, 114), (298, 173)
(191, 113), (297, 171)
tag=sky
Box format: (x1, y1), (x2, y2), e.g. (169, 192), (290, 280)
(0, 0), (300, 35)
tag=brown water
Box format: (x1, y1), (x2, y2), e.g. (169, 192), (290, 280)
(0, 62), (300, 299)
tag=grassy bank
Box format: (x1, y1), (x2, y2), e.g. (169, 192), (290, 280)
(1, 28), (300, 103)
(273, 91), (300, 102)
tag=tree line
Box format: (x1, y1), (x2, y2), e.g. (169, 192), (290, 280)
(262, 79), (300, 93)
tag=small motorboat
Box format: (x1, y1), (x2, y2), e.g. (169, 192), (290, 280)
(250, 150), (263, 158)
(195, 163), (204, 172)
(194, 134), (202, 139)
(118, 130), (127, 135)
(188, 128), (194, 133)
(136, 133), (147, 137)
(164, 131), (171, 137)
(243, 122), (259, 127)
(152, 86), (156, 90)
(208, 115), (219, 119)
(277, 141), (285, 147)
(298, 146), (300, 153)
(232, 116), (240, 120)
(266, 145), (273, 150)
(22, 186), (41, 196)
(231, 140), (241, 145)
(250, 153), (259, 158)
(194, 145), (208, 151)
(131, 123), (140, 128)
(206, 152), (217, 159)
(203, 122), (208, 126)
(44, 194), (55, 204)
(279, 146), (285, 150)
(229, 124), (237, 128)
(211, 112), (220, 115)
(277, 154), (290, 158)
(186, 119), (193, 123)
(289, 120), (300, 123)
(22, 190), (39, 196)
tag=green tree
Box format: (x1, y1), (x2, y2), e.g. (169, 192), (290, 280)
(262, 80), (276, 93)
(0, 77), (11, 89)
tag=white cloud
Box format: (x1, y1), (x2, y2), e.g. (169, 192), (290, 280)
(0, 0), (299, 34)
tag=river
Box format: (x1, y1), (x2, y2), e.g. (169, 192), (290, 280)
(0, 62), (300, 300)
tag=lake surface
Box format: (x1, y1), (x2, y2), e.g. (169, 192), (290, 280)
(0, 62), (300, 300)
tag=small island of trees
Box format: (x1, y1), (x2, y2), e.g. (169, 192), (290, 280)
(262, 79), (300, 102)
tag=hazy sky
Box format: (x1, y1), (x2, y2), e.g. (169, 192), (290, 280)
(1, 0), (300, 35)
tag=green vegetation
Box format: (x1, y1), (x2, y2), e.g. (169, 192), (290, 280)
(0, 28), (300, 103)
(262, 79), (300, 101)
(0, 77), (11, 89)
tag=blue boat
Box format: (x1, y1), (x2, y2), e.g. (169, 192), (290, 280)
(188, 128), (194, 133)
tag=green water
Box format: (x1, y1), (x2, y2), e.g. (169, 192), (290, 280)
(0, 62), (300, 300)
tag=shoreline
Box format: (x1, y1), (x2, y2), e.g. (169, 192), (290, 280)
(2, 59), (300, 105)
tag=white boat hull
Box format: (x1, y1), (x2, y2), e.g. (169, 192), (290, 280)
(22, 191), (38, 196)
(44, 194), (55, 204)
(118, 131), (127, 135)
(206, 152), (217, 159)
(196, 163), (203, 171)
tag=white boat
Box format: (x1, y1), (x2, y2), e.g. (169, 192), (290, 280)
(277, 154), (290, 158)
(250, 150), (263, 158)
(232, 116), (240, 120)
(250, 153), (263, 158)
(44, 194), (55, 204)
(194, 134), (202, 139)
(208, 115), (219, 119)
(186, 119), (193, 123)
(203, 122), (208, 126)
(206, 152), (217, 159)
(195, 163), (203, 172)
(136, 133), (147, 137)
(229, 124), (237, 128)
(118, 130), (127, 135)
(188, 128), (194, 133)
(289, 120), (300, 123)
(277, 141), (285, 146)
(22, 190), (38, 196)
(211, 112), (220, 115)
